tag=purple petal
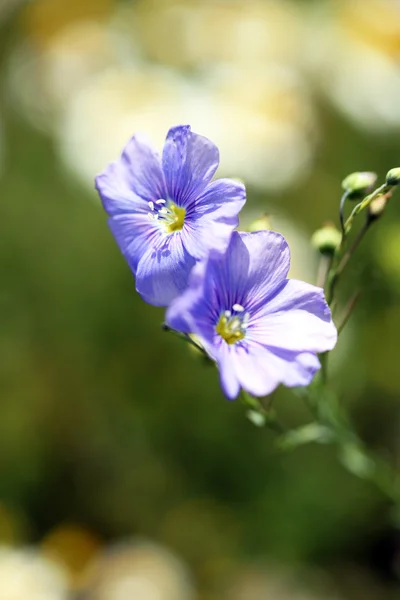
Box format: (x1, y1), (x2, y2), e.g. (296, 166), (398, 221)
(190, 179), (246, 221)
(218, 343), (241, 400)
(162, 125), (219, 207)
(237, 231), (291, 311)
(136, 232), (196, 307)
(229, 342), (283, 398)
(181, 179), (246, 259)
(121, 134), (167, 201)
(249, 280), (337, 353)
(229, 342), (321, 397)
(204, 234), (251, 311)
(95, 160), (149, 216)
(96, 134), (167, 217)
(108, 214), (161, 274)
(255, 278), (332, 320)
(277, 351), (321, 387)
(181, 219), (238, 262)
(166, 261), (212, 333)
(202, 231), (290, 312)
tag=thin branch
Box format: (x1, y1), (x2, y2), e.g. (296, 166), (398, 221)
(336, 220), (370, 277)
(339, 190), (350, 233)
(317, 255), (332, 289)
(337, 290), (361, 335)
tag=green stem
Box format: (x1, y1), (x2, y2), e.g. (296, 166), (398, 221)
(336, 220), (369, 277)
(317, 254), (332, 289)
(162, 324), (209, 357)
(319, 351), (328, 384)
(299, 379), (400, 506)
(326, 213), (377, 308)
(339, 190), (350, 233)
(337, 290), (361, 335)
(326, 183), (393, 308)
(343, 183), (391, 234)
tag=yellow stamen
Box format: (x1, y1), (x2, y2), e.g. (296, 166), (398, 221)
(216, 315), (246, 345)
(165, 203), (186, 233)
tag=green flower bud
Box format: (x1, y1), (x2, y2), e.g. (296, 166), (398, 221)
(311, 224), (342, 255)
(367, 194), (389, 223)
(247, 409), (266, 427)
(247, 214), (272, 232)
(386, 167), (400, 186)
(341, 171), (377, 198)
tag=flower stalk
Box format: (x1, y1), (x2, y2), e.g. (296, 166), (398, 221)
(298, 169), (400, 509)
(240, 391), (287, 434)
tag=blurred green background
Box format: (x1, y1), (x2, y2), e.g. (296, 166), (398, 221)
(1, 0), (400, 598)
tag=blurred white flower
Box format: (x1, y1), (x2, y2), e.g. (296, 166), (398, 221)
(84, 539), (194, 600)
(306, 0), (400, 132)
(7, 17), (139, 134)
(58, 61), (316, 191)
(197, 65), (316, 189)
(58, 65), (196, 186)
(41, 19), (137, 109)
(7, 0), (317, 192)
(135, 0), (304, 70)
(226, 565), (341, 600)
(0, 546), (68, 600)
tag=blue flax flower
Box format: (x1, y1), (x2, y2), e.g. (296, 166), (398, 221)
(166, 230), (337, 399)
(95, 125), (246, 306)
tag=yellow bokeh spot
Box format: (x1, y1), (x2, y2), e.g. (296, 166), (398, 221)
(41, 523), (102, 587)
(22, 0), (113, 48)
(340, 0), (400, 58)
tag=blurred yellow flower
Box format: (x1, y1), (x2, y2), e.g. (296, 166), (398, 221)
(41, 523), (102, 589)
(339, 0), (400, 58)
(41, 20), (124, 107)
(21, 0), (113, 48)
(8, 0), (317, 191)
(85, 539), (194, 600)
(135, 0), (303, 70)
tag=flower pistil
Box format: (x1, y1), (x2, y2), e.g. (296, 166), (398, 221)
(148, 199), (186, 233)
(216, 304), (249, 345)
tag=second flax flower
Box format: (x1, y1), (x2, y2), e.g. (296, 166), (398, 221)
(166, 231), (337, 399)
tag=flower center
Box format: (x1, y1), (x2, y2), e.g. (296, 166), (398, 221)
(147, 199), (186, 233)
(215, 304), (249, 345)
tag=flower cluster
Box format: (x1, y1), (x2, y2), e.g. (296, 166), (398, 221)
(96, 125), (337, 399)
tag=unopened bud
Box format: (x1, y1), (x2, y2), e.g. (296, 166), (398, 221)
(247, 214), (272, 232)
(341, 171), (377, 198)
(386, 168), (400, 186)
(368, 194), (389, 223)
(311, 224), (342, 255)
(247, 409), (266, 427)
